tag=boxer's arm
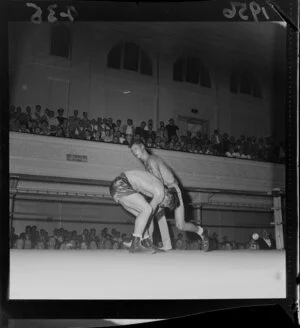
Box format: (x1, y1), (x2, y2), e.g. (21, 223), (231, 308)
(147, 158), (164, 182)
(149, 184), (165, 213)
(148, 157), (178, 188)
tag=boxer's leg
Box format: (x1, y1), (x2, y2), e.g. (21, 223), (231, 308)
(119, 194), (152, 236)
(119, 194), (155, 253)
(174, 201), (210, 251)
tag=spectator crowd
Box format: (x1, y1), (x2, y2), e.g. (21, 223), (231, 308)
(10, 225), (275, 251)
(9, 105), (285, 163)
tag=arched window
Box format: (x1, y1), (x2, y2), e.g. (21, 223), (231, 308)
(200, 64), (211, 88)
(186, 56), (200, 84)
(240, 70), (253, 95)
(173, 57), (184, 82)
(107, 42), (122, 69)
(253, 77), (262, 98)
(230, 72), (238, 93)
(123, 42), (139, 71)
(173, 56), (211, 88)
(107, 41), (153, 76)
(230, 69), (263, 98)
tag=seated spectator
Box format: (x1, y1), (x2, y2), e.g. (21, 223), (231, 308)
(113, 135), (120, 144)
(90, 118), (97, 131)
(256, 230), (276, 250)
(119, 132), (126, 144)
(232, 144), (241, 158)
(225, 144), (234, 157)
(39, 121), (50, 135)
(33, 104), (43, 122)
(92, 130), (101, 141)
(25, 105), (33, 124)
(84, 129), (93, 141)
(48, 110), (60, 134)
(122, 118), (135, 136)
(144, 122), (156, 141)
(112, 241), (120, 249)
(90, 228), (98, 242)
(221, 133), (230, 154)
(114, 119), (122, 133)
(41, 108), (51, 124)
(69, 110), (81, 130)
(96, 117), (103, 127)
(81, 229), (90, 243)
(24, 238), (32, 249)
(104, 130), (113, 143)
(30, 225), (39, 245)
(40, 229), (48, 243)
(165, 118), (179, 141)
(81, 112), (90, 128)
(100, 117), (108, 131)
(211, 129), (222, 155)
(67, 240), (77, 249)
(104, 238), (113, 249)
(146, 137), (153, 148)
(123, 133), (133, 146)
(13, 238), (25, 249)
(135, 121), (147, 139)
(156, 121), (166, 139)
(35, 240), (45, 249)
(106, 116), (116, 131)
(56, 108), (67, 126)
(89, 240), (98, 250)
(144, 119), (153, 131)
(19, 123), (30, 133)
(59, 242), (67, 250)
(152, 136), (160, 148)
(80, 242), (88, 250)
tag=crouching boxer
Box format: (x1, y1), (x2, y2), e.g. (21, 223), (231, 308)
(109, 170), (179, 253)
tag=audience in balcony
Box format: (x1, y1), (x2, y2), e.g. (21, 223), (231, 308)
(9, 105), (285, 163)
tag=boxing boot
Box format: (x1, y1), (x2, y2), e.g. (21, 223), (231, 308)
(142, 237), (165, 252)
(129, 236), (156, 254)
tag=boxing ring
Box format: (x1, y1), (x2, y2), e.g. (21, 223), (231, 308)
(10, 249), (286, 299)
(9, 134), (286, 300)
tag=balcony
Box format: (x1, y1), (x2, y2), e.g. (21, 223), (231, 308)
(9, 132), (285, 211)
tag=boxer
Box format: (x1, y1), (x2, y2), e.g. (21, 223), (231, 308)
(130, 140), (210, 252)
(109, 170), (179, 253)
